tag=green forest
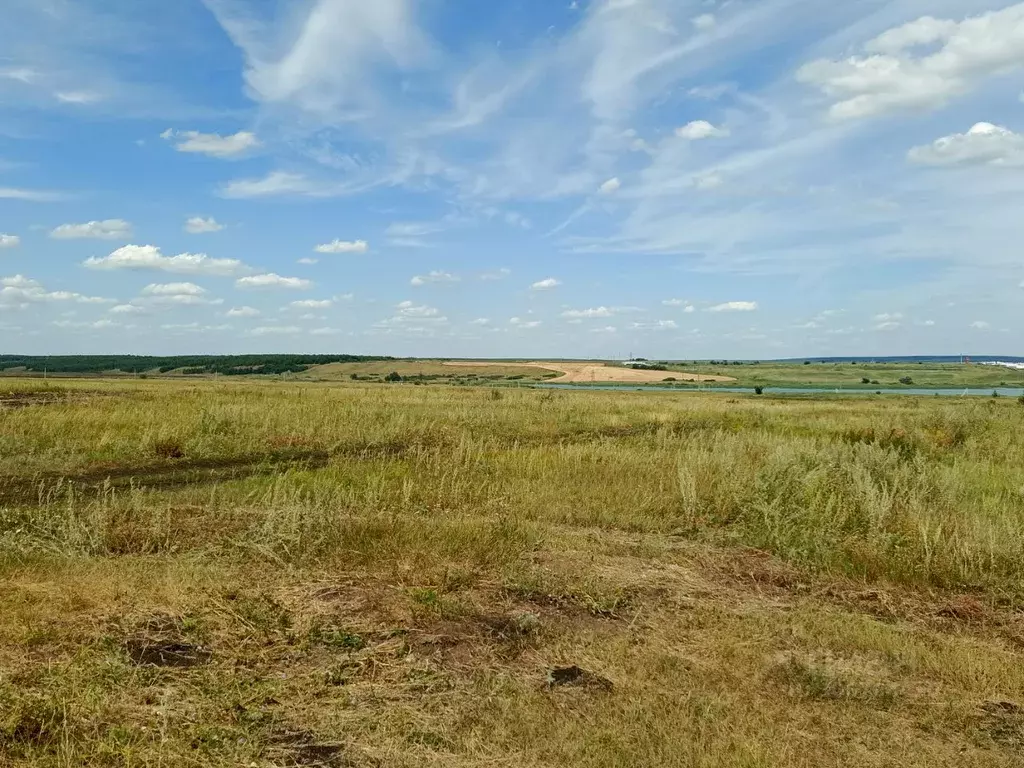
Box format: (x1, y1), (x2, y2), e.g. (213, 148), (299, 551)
(0, 355), (393, 376)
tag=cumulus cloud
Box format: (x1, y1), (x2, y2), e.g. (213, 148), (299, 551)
(84, 245), (249, 276)
(707, 301), (758, 312)
(0, 234), (19, 248)
(798, 5), (1024, 120)
(470, 318), (491, 326)
(226, 306), (261, 318)
(970, 320), (991, 329)
(411, 270), (459, 286)
(109, 304), (146, 315)
(142, 282), (207, 297)
(396, 300), (441, 318)
(236, 273), (312, 290)
(908, 123), (1024, 167)
(161, 129), (260, 158)
(510, 317), (542, 328)
(1, 274), (114, 308)
(50, 219), (132, 240)
(562, 307), (613, 319)
(314, 239), (369, 254)
(599, 177), (621, 194)
(675, 120), (729, 140)
(184, 216), (225, 234)
(288, 299), (333, 309)
(531, 277), (561, 290)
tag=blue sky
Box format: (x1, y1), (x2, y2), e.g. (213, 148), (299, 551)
(1, 0), (1023, 358)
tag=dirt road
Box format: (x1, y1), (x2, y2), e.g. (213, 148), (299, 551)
(444, 361), (735, 383)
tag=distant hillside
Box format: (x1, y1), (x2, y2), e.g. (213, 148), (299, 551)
(0, 355), (394, 376)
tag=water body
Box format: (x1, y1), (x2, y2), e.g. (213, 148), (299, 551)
(534, 384), (1024, 397)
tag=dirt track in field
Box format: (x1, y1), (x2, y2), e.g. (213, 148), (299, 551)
(443, 361), (736, 384)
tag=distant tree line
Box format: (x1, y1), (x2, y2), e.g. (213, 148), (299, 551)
(0, 355), (394, 376)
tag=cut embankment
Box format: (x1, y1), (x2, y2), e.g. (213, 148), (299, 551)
(444, 360), (736, 383)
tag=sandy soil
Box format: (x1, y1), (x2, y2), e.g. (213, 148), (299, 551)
(444, 361), (736, 384)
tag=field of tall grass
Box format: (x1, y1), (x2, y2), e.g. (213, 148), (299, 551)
(2, 378), (1023, 766)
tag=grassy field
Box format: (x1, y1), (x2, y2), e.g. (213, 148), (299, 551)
(2, 379), (1024, 766)
(667, 361), (1024, 389)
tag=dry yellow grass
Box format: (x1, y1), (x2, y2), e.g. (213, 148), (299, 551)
(1, 379), (1023, 766)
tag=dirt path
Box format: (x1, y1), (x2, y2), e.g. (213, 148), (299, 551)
(444, 361), (735, 383)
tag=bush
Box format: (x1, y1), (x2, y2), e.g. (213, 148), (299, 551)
(384, 372), (403, 383)
(754, 386), (764, 395)
(803, 361), (811, 366)
(1018, 395), (1024, 406)
(861, 378), (871, 385)
(898, 377), (914, 385)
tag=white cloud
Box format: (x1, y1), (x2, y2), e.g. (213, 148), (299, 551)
(411, 270), (459, 286)
(683, 305), (696, 314)
(55, 91), (101, 105)
(631, 320), (678, 331)
(531, 277), (561, 291)
(873, 312), (904, 322)
(675, 120), (729, 140)
(184, 216), (225, 234)
(226, 306), (261, 318)
(0, 188), (63, 203)
(220, 172), (321, 198)
(298, 258), (319, 265)
(110, 304), (146, 315)
(248, 326), (302, 336)
(161, 129), (260, 158)
(510, 317), (542, 328)
(798, 5), (1024, 120)
(396, 300), (441, 318)
(692, 14), (716, 31)
(970, 320), (991, 329)
(141, 282), (207, 297)
(289, 299), (333, 309)
(874, 321), (901, 331)
(470, 318), (490, 326)
(314, 239), (369, 254)
(0, 234), (19, 248)
(599, 177), (621, 194)
(591, 326), (617, 334)
(236, 273), (312, 290)
(908, 123), (1024, 167)
(562, 306), (613, 319)
(310, 327), (343, 336)
(663, 298), (696, 313)
(206, 0), (432, 116)
(707, 301), (758, 312)
(1, 276), (39, 289)
(0, 275), (113, 308)
(50, 219), (132, 240)
(84, 245), (249, 276)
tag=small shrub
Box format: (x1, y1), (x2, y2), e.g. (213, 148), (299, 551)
(384, 372), (403, 383)
(754, 386), (764, 395)
(1018, 395), (1024, 406)
(861, 378), (871, 384)
(898, 376), (914, 385)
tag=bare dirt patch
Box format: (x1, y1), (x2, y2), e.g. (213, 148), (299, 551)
(444, 361), (735, 383)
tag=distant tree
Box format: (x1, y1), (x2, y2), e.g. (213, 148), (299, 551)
(803, 360), (811, 366)
(861, 378), (871, 384)
(754, 386), (764, 395)
(384, 372), (403, 383)
(899, 376), (914, 385)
